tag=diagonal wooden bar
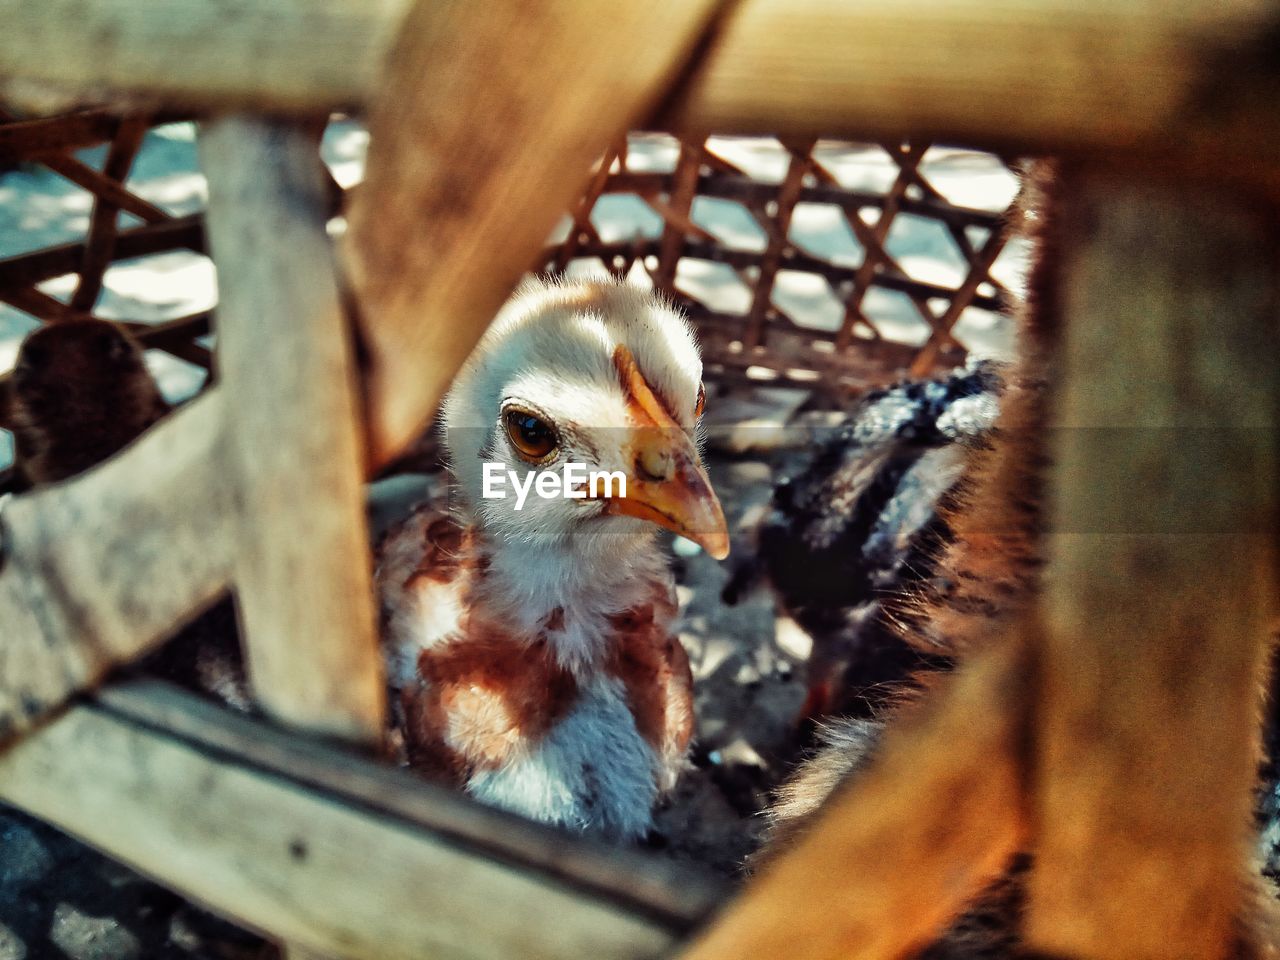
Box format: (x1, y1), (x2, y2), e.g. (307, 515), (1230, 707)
(343, 0), (728, 468)
(741, 140), (813, 351)
(652, 141), (705, 294)
(38, 151), (171, 223)
(0, 391), (234, 741)
(5, 1), (1280, 164)
(907, 224), (1009, 376)
(70, 114), (151, 311)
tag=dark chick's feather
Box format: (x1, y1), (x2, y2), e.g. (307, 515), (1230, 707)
(9, 319), (170, 486)
(733, 361), (1004, 722)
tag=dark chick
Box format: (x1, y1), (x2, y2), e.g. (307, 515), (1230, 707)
(7, 318), (251, 710)
(9, 319), (170, 486)
(725, 362), (1003, 726)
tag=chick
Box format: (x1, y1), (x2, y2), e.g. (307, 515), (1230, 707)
(376, 277), (729, 841)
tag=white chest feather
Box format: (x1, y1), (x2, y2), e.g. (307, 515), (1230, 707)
(466, 676), (660, 842)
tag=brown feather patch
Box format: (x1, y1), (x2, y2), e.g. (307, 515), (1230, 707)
(605, 605), (694, 765)
(409, 622), (578, 775)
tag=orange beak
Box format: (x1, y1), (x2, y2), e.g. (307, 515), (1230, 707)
(601, 346), (730, 560)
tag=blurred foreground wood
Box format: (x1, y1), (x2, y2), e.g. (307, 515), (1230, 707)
(200, 117), (385, 743)
(1026, 175), (1279, 959)
(0, 681), (723, 960)
(680, 172), (1280, 960)
(0, 1), (1277, 959)
(682, 644), (1030, 960)
(4, 0), (1280, 164)
(342, 0), (721, 465)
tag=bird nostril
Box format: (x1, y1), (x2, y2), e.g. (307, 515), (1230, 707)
(637, 446), (673, 482)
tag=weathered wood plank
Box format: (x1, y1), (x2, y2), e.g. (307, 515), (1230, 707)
(98, 679), (727, 927)
(344, 0), (724, 466)
(0, 682), (724, 960)
(661, 0), (1280, 160)
(1025, 173), (1280, 959)
(0, 392), (234, 741)
(200, 117), (385, 743)
(3, 1), (1280, 165)
(0, 0), (408, 114)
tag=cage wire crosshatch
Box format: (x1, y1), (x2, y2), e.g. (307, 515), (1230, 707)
(0, 116), (1024, 458)
(0, 3), (1277, 960)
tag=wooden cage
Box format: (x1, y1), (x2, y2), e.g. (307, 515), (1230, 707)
(0, 3), (1278, 960)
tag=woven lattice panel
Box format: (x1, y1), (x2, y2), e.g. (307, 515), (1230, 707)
(0, 113), (1024, 443)
(541, 134), (1024, 400)
(0, 109), (214, 374)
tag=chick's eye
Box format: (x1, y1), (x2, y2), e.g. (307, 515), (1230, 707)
(503, 409), (558, 461)
(694, 382), (706, 419)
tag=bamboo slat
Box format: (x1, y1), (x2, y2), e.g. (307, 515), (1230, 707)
(742, 140), (813, 350)
(39, 151), (170, 223)
(652, 142), (703, 294)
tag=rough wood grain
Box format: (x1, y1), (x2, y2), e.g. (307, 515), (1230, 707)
(680, 643), (1029, 960)
(4, 1), (1280, 166)
(1025, 173), (1280, 959)
(661, 0), (1280, 160)
(0, 0), (409, 113)
(0, 392), (234, 741)
(200, 117), (385, 743)
(343, 0), (724, 467)
(98, 679), (727, 929)
(0, 683), (719, 960)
